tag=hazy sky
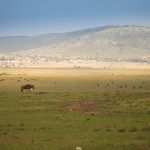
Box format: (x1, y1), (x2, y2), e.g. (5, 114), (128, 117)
(0, 0), (150, 36)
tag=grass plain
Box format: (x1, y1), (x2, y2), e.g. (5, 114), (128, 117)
(0, 68), (150, 150)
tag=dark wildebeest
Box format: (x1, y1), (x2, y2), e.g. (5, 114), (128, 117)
(21, 84), (34, 92)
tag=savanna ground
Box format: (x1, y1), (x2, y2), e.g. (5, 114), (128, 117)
(0, 68), (150, 150)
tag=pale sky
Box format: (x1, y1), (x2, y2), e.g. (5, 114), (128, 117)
(0, 0), (150, 36)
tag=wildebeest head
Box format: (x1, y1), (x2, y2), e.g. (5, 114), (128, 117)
(31, 85), (34, 90)
(21, 86), (24, 92)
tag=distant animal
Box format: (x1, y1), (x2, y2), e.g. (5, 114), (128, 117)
(21, 84), (34, 92)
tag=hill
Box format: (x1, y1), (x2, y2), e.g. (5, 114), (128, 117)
(0, 25), (150, 68)
(0, 26), (117, 52)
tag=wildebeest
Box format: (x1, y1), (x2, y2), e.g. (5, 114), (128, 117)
(21, 84), (34, 92)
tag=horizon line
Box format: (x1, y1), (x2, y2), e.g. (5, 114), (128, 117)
(0, 24), (150, 37)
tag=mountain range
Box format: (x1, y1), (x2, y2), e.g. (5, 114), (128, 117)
(0, 25), (150, 68)
(0, 26), (118, 52)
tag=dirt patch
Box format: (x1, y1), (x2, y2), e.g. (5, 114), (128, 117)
(57, 100), (103, 116)
(84, 111), (103, 115)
